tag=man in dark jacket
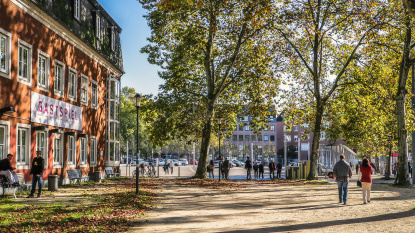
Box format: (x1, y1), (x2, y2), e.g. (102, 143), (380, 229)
(258, 162), (264, 179)
(0, 154), (18, 184)
(276, 162), (282, 179)
(253, 161), (259, 179)
(269, 160), (275, 180)
(27, 150), (44, 198)
(333, 154), (352, 205)
(245, 156), (252, 180)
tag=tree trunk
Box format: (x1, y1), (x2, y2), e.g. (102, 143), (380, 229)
(396, 17), (411, 185)
(194, 103), (215, 179)
(385, 144), (392, 179)
(307, 103), (323, 180)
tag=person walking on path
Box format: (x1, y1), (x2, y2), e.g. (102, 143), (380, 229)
(269, 160), (276, 180)
(355, 163), (359, 175)
(360, 158), (373, 204)
(208, 160), (214, 179)
(27, 150), (44, 198)
(0, 154), (18, 184)
(276, 162), (282, 179)
(259, 162), (264, 179)
(164, 161), (169, 175)
(223, 158), (230, 179)
(170, 160), (174, 175)
(253, 161), (259, 179)
(245, 156), (252, 180)
(333, 154), (353, 205)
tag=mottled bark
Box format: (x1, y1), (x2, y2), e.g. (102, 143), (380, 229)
(396, 15), (411, 185)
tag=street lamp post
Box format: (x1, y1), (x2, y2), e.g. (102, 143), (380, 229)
(215, 117), (225, 181)
(131, 93), (145, 195)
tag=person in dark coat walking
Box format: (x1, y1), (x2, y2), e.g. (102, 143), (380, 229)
(269, 160), (276, 180)
(276, 162), (282, 179)
(245, 156), (252, 180)
(258, 162), (264, 179)
(27, 150), (44, 198)
(333, 154), (352, 205)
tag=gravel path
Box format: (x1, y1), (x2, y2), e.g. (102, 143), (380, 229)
(132, 180), (415, 233)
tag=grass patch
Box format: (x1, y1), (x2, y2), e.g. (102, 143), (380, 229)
(0, 179), (155, 232)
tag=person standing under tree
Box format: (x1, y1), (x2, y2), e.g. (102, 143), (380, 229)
(258, 162), (264, 179)
(333, 154), (353, 205)
(223, 158), (230, 179)
(27, 150), (44, 198)
(269, 160), (275, 180)
(245, 156), (252, 180)
(170, 160), (174, 175)
(276, 162), (282, 179)
(253, 161), (259, 179)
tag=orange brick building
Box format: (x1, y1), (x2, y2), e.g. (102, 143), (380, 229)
(0, 0), (123, 183)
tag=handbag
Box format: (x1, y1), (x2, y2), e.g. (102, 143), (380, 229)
(357, 173), (362, 187)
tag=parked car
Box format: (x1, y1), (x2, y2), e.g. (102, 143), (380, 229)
(179, 159), (188, 165)
(173, 159), (182, 166)
(189, 160), (199, 165)
(321, 165), (334, 178)
(213, 161), (220, 168)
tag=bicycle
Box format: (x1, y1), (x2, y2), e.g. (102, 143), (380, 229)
(146, 165), (156, 177)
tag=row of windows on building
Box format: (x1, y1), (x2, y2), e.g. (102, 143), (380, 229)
(0, 121), (97, 169)
(0, 27), (99, 109)
(73, 0), (117, 51)
(232, 135), (276, 142)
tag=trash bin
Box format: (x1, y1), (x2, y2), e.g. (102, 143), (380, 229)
(48, 175), (58, 191)
(94, 171), (102, 183)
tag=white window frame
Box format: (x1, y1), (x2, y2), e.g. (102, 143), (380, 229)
(67, 134), (76, 168)
(0, 28), (12, 79)
(90, 136), (97, 167)
(264, 135), (269, 141)
(96, 14), (101, 39)
(37, 50), (50, 92)
(53, 133), (63, 168)
(81, 74), (89, 106)
(0, 120), (11, 160)
(294, 125), (299, 131)
(91, 80), (98, 109)
(294, 135), (298, 142)
(54, 59), (65, 96)
(80, 136), (88, 167)
(283, 125), (287, 131)
(17, 39), (33, 86)
(36, 129), (49, 169)
(294, 145), (298, 152)
(285, 135), (291, 142)
(74, 0), (80, 20)
(111, 29), (116, 51)
(270, 125), (275, 131)
(244, 125), (249, 131)
(16, 123), (31, 169)
(68, 67), (78, 101)
(320, 131), (326, 140)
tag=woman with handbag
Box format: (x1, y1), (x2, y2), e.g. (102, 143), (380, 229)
(360, 158), (374, 204)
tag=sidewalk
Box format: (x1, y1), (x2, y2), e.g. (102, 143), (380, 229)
(132, 178), (415, 233)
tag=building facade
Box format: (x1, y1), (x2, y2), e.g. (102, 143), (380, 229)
(0, 0), (123, 183)
(225, 111), (352, 167)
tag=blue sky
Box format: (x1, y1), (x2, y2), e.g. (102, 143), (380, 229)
(98, 0), (163, 95)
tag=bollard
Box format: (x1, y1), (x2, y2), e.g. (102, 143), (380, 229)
(157, 165), (159, 178)
(48, 175), (58, 191)
(94, 171), (102, 183)
(178, 166), (180, 177)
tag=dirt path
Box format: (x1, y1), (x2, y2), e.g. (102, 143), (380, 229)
(132, 181), (415, 233)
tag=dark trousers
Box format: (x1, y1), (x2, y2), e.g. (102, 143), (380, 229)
(259, 171), (264, 179)
(30, 175), (42, 196)
(246, 169), (251, 179)
(277, 169), (282, 179)
(270, 170), (275, 179)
